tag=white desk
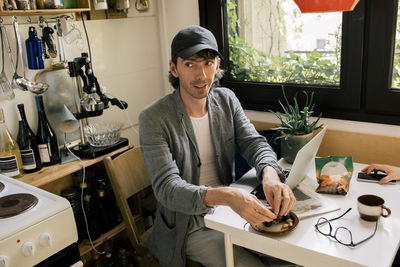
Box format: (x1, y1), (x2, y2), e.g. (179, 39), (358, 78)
(204, 163), (400, 267)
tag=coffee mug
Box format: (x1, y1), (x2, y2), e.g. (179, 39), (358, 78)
(357, 194), (391, 221)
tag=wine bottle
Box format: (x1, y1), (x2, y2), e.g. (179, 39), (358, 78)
(35, 95), (60, 166)
(81, 181), (101, 241)
(16, 104), (42, 173)
(96, 189), (113, 233)
(0, 108), (24, 178)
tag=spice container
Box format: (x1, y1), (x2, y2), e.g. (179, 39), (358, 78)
(16, 0), (31, 10)
(45, 0), (63, 8)
(29, 0), (36, 9)
(36, 0), (45, 9)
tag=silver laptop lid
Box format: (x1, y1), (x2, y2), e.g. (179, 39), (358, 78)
(285, 126), (327, 189)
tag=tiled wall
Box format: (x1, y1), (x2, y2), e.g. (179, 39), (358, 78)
(0, 0), (200, 148)
(0, 7), (165, 147)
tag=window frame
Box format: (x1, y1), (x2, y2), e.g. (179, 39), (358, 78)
(364, 0), (400, 116)
(199, 0), (400, 125)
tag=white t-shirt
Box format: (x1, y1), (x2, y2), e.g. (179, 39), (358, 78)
(190, 113), (221, 187)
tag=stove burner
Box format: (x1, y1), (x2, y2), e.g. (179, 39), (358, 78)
(0, 193), (38, 218)
(0, 181), (4, 193)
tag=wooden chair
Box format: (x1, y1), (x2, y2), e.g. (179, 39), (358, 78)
(104, 146), (159, 266)
(105, 146), (202, 267)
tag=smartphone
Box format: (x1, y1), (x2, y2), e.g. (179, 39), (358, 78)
(357, 172), (396, 185)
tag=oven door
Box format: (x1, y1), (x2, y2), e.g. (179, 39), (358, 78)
(34, 243), (82, 267)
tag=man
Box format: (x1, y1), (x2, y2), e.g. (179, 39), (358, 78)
(139, 25), (296, 267)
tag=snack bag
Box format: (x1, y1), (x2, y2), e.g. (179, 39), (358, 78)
(315, 156), (353, 195)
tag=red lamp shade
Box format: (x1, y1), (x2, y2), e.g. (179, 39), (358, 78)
(294, 0), (360, 13)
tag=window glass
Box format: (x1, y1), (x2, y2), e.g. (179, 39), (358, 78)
(392, 3), (400, 88)
(227, 0), (342, 85)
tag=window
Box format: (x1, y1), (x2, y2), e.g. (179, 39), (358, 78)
(226, 1), (341, 86)
(199, 0), (400, 125)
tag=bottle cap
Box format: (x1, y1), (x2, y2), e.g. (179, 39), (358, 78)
(97, 190), (105, 197)
(28, 26), (37, 36)
(61, 187), (78, 198)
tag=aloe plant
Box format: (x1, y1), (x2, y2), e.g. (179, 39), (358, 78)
(270, 87), (323, 141)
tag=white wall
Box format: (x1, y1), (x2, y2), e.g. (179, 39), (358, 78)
(0, 0), (200, 148)
(157, 0), (199, 94)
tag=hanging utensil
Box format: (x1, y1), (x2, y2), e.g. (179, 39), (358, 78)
(0, 21), (15, 100)
(42, 26), (57, 59)
(11, 16), (49, 94)
(8, 0), (18, 10)
(39, 18), (49, 59)
(3, 17), (23, 91)
(55, 18), (66, 62)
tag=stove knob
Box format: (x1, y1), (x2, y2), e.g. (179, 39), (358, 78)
(0, 255), (9, 267)
(21, 242), (35, 257)
(39, 232), (53, 247)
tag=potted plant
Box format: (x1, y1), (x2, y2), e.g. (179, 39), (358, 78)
(270, 87), (323, 164)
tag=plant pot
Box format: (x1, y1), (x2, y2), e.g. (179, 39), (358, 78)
(280, 132), (314, 164)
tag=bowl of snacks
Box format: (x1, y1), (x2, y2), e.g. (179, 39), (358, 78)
(252, 212), (299, 235)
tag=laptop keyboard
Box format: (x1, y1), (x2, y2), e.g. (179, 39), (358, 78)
(250, 170), (290, 200)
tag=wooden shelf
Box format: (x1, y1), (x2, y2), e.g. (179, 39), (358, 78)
(0, 8), (89, 15)
(79, 222), (127, 256)
(0, 0), (90, 15)
(18, 145), (133, 187)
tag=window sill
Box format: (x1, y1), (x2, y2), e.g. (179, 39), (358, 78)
(245, 110), (400, 138)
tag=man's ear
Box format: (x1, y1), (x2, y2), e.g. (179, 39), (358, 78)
(216, 57), (221, 70)
(169, 60), (178, 78)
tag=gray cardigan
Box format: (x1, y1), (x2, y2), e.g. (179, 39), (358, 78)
(139, 87), (285, 267)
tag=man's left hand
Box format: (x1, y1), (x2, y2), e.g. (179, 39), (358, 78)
(262, 166), (296, 216)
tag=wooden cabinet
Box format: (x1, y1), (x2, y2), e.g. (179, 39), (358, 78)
(18, 145), (132, 256)
(0, 0), (90, 15)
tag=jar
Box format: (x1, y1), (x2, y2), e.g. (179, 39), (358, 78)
(61, 186), (79, 214)
(36, 0), (46, 9)
(63, 0), (77, 8)
(45, 0), (63, 9)
(62, 186), (87, 241)
(29, 0), (36, 9)
(16, 0), (31, 10)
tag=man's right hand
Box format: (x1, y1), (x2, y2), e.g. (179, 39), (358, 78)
(204, 187), (277, 227)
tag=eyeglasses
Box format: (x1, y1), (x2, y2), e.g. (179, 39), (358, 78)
(314, 208), (378, 247)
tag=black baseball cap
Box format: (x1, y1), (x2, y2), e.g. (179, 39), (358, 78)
(171, 25), (222, 60)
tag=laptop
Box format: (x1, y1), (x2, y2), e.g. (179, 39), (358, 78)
(251, 125), (327, 199)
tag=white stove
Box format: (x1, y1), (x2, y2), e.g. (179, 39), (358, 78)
(0, 174), (80, 267)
